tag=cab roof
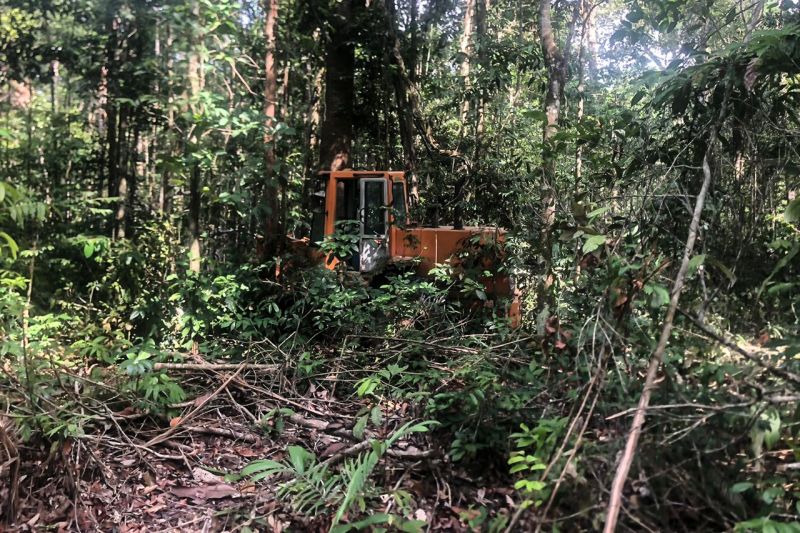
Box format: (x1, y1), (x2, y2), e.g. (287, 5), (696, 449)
(318, 170), (405, 180)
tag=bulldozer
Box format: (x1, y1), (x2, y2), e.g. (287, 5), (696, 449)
(307, 170), (520, 323)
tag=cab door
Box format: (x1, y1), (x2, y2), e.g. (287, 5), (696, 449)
(359, 178), (388, 272)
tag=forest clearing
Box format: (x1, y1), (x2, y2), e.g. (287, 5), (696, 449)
(0, 0), (799, 531)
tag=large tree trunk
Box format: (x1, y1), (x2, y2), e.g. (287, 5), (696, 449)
(453, 0), (481, 230)
(387, 0), (419, 207)
(319, 0), (357, 170)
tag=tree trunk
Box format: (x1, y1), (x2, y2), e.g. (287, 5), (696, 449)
(187, 0), (203, 274)
(159, 23), (175, 217)
(574, 0), (589, 190)
(301, 62), (323, 218)
(104, 3), (121, 238)
(188, 165), (201, 273)
(458, 0), (476, 139)
(113, 106), (129, 240)
(262, 0), (280, 253)
(388, 0), (420, 208)
(319, 0), (356, 171)
(537, 0), (577, 308)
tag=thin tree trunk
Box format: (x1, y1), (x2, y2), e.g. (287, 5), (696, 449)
(263, 0), (280, 253)
(301, 62), (323, 217)
(187, 0), (203, 275)
(105, 6), (120, 238)
(188, 165), (201, 273)
(409, 0), (418, 82)
(160, 25), (175, 217)
(458, 0), (476, 139)
(115, 105), (129, 240)
(536, 0), (580, 307)
(537, 0), (564, 307)
(574, 0), (588, 189)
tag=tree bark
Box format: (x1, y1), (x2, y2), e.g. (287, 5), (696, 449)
(187, 0), (203, 274)
(104, 3), (121, 238)
(458, 0), (476, 137)
(537, 0), (579, 308)
(301, 62), (323, 217)
(537, 0), (564, 306)
(263, 0), (280, 251)
(574, 0), (589, 189)
(319, 0), (356, 171)
(388, 0), (420, 207)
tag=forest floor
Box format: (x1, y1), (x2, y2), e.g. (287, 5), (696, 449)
(5, 365), (517, 532)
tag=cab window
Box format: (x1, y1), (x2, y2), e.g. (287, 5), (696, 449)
(392, 182), (407, 225)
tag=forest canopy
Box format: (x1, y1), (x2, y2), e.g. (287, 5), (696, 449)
(0, 0), (799, 531)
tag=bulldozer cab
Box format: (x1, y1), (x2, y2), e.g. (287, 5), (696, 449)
(310, 170), (408, 272)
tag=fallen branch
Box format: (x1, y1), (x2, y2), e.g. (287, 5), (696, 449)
(146, 362), (246, 447)
(678, 309), (800, 387)
(154, 362), (280, 372)
(185, 425), (260, 444)
(288, 413), (436, 461)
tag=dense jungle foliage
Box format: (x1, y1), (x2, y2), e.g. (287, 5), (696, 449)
(1, 0), (799, 531)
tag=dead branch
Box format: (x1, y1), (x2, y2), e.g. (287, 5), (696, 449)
(603, 82), (731, 532)
(184, 425), (260, 443)
(678, 309), (800, 387)
(154, 362), (280, 371)
(145, 362), (246, 447)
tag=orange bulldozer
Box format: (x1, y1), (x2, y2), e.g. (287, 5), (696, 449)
(301, 170), (520, 325)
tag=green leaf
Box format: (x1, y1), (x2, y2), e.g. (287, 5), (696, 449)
(240, 459), (284, 478)
(582, 234), (606, 254)
(731, 482), (754, 493)
(83, 242), (95, 258)
(688, 254), (706, 274)
(587, 206), (610, 219)
(785, 197), (800, 223)
(761, 486), (784, 504)
(758, 243), (800, 299)
(330, 513), (392, 533)
(645, 283), (670, 308)
(630, 90), (646, 105)
(353, 414), (368, 440)
(763, 411), (781, 450)
(287, 445), (314, 474)
(370, 405), (383, 427)
(707, 257), (736, 284)
(0, 231), (19, 259)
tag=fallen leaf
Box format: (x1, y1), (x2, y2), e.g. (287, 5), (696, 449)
(169, 416), (182, 427)
(320, 442), (347, 457)
(145, 504), (166, 515)
(192, 393), (212, 407)
(234, 446), (260, 457)
(239, 481), (257, 494)
(192, 467), (224, 484)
